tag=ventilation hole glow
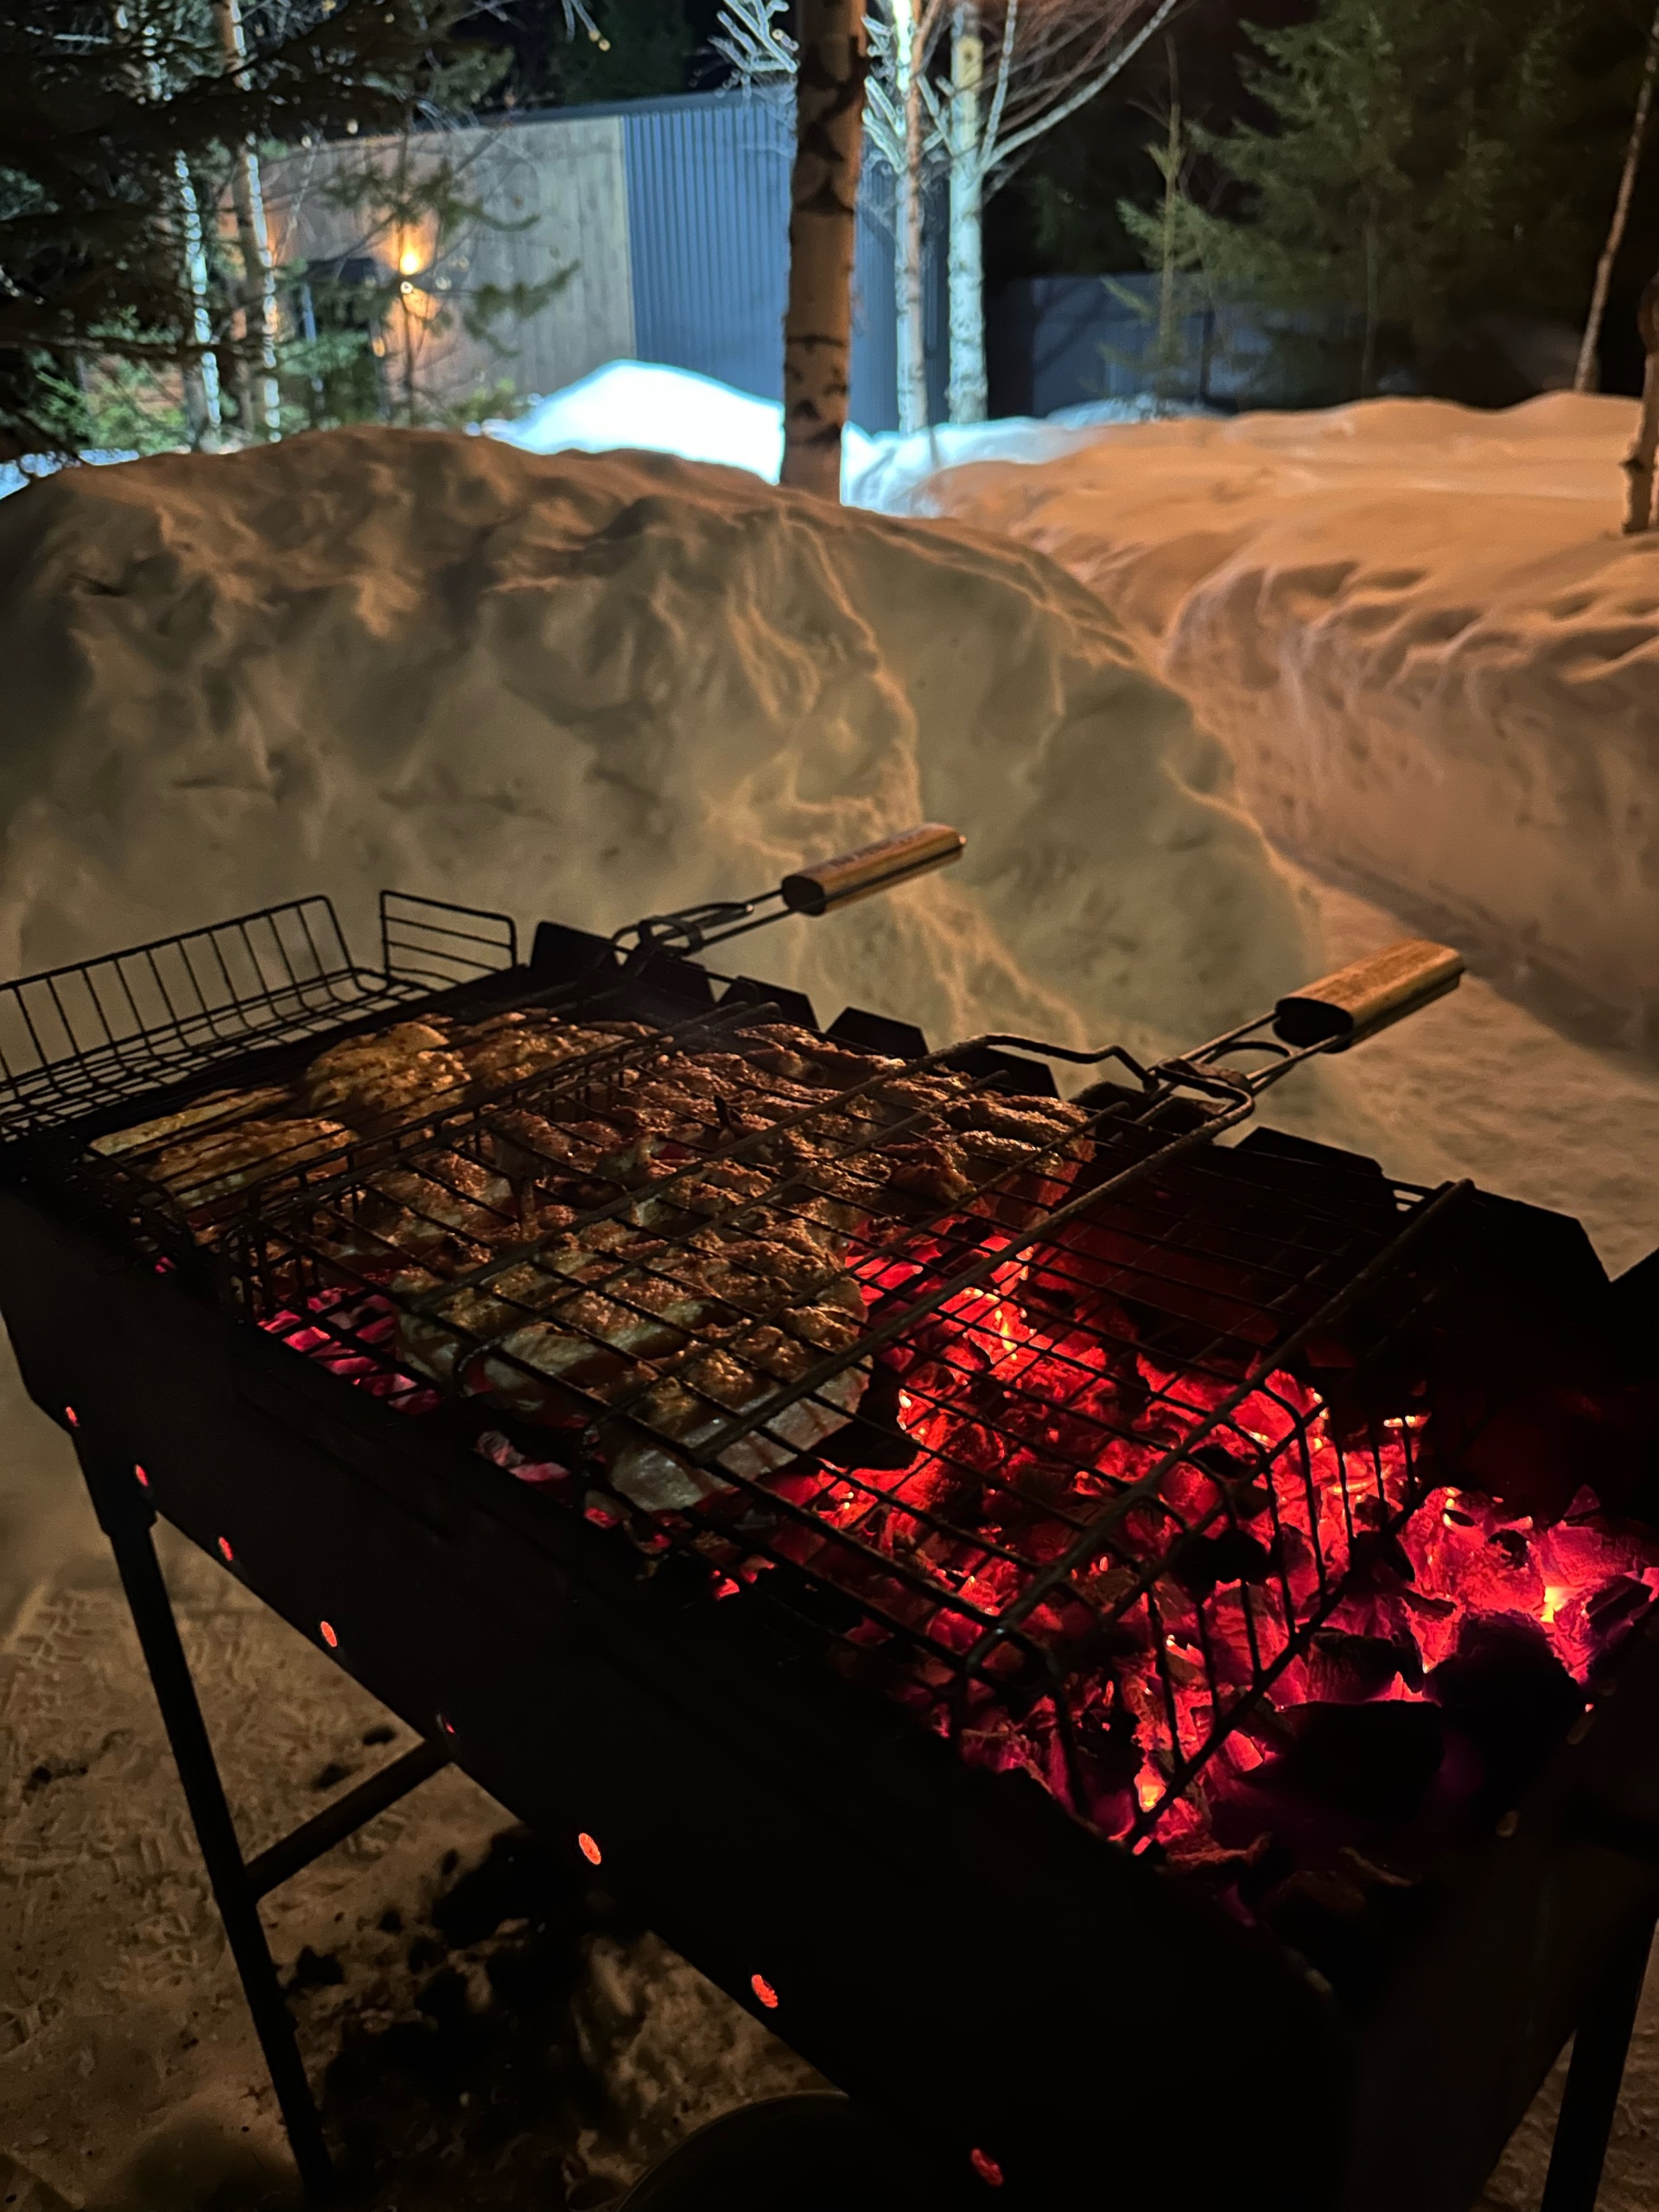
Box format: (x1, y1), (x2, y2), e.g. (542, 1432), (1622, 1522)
(969, 2148), (1005, 2188)
(319, 1620), (339, 1649)
(577, 1832), (602, 1866)
(750, 1973), (779, 2011)
(217, 1536), (234, 1564)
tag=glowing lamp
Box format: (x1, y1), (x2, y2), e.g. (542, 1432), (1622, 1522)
(749, 1973), (779, 2010)
(319, 1620), (339, 1649)
(577, 1831), (602, 1866)
(969, 2147), (1005, 2187)
(398, 245), (423, 276)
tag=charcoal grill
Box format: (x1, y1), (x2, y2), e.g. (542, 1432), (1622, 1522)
(3, 838), (1658, 2212)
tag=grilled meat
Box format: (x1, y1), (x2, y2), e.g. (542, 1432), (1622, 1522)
(150, 1116), (351, 1215)
(99, 999), (1094, 1516)
(91, 1086), (295, 1160)
(302, 1021), (470, 1134)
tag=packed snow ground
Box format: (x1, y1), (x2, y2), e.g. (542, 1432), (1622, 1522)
(5, 404), (1659, 2207)
(908, 391), (1659, 1046)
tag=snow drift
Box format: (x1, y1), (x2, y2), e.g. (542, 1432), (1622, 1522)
(0, 425), (1307, 1066)
(486, 356), (1185, 510)
(908, 392), (1659, 1040)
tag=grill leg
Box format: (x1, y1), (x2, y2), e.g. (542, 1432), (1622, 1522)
(77, 1449), (336, 2200)
(1539, 1910), (1657, 2212)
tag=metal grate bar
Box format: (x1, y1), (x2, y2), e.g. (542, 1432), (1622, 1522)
(0, 894), (519, 1135)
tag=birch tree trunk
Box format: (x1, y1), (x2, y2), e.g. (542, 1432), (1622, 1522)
(174, 154), (222, 448)
(1624, 275), (1659, 533)
(1578, 0), (1659, 395)
(894, 3), (929, 433)
(946, 2), (987, 423)
(781, 0), (868, 498)
(210, 0), (281, 438)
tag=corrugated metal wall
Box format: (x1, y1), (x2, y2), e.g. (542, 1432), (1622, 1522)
(268, 92), (948, 435)
(618, 89), (925, 434)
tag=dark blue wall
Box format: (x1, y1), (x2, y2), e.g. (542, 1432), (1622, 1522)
(987, 274), (1223, 417)
(616, 89), (935, 434)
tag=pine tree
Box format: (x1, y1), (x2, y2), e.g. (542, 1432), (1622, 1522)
(1135, 0), (1597, 402)
(554, 0), (694, 104)
(0, 0), (503, 458)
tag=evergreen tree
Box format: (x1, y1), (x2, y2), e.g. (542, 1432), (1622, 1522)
(1130, 0), (1616, 401)
(556, 0), (694, 102)
(0, 0), (505, 458)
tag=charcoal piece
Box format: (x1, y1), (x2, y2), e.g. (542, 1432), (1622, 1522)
(1173, 1525), (1274, 1601)
(1263, 1701), (1446, 1824)
(1584, 1573), (1655, 1643)
(1305, 1628), (1415, 1704)
(1427, 1616), (1582, 1815)
(819, 1357), (914, 1471)
(1343, 1525), (1420, 1593)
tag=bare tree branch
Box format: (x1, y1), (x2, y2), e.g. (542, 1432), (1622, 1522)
(987, 0), (1181, 181)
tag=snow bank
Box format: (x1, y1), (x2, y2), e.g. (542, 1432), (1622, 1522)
(903, 391), (1659, 1040)
(486, 357), (1200, 510)
(0, 448), (140, 501)
(0, 425), (1308, 1065)
(490, 359), (810, 483)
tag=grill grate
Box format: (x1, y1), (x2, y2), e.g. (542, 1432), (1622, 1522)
(4, 888), (1467, 1856)
(0, 893), (517, 1136)
(84, 979), (1452, 1853)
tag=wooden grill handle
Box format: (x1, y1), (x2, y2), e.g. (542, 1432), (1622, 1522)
(1273, 938), (1464, 1052)
(780, 823), (966, 916)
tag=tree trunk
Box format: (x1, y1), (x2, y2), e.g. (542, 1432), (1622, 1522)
(1359, 204), (1379, 401)
(1578, 0), (1659, 395)
(895, 5), (929, 434)
(945, 2), (986, 423)
(781, 0), (868, 499)
(210, 0), (280, 439)
(173, 154), (221, 448)
(1624, 276), (1659, 533)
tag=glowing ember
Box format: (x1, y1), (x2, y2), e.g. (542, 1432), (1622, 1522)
(730, 1243), (1659, 1862)
(264, 1220), (1659, 1885)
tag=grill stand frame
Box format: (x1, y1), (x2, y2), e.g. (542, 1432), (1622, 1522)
(74, 1438), (451, 2203)
(1539, 1910), (1658, 2212)
(69, 1425), (1656, 2211)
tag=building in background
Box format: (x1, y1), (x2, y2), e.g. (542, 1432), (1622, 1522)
(265, 89), (947, 434)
